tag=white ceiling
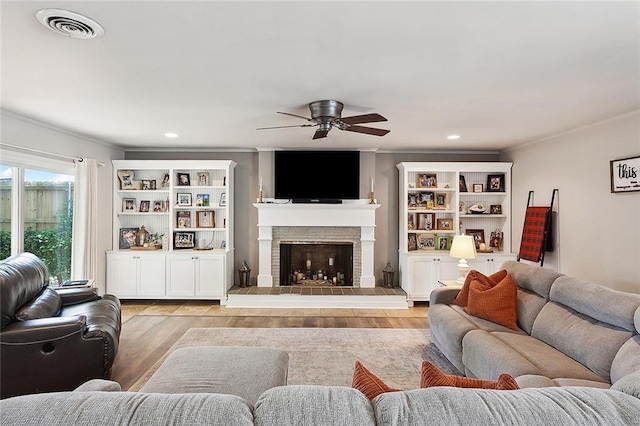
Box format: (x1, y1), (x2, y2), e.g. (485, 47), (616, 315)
(2, 1), (639, 152)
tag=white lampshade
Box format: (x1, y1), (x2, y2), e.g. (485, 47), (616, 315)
(449, 235), (478, 283)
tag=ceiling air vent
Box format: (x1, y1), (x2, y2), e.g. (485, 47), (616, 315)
(35, 9), (104, 39)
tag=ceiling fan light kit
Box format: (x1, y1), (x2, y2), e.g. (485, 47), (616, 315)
(257, 99), (390, 140)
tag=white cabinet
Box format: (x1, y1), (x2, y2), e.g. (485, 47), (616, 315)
(106, 252), (166, 298)
(107, 160), (235, 300)
(397, 162), (515, 302)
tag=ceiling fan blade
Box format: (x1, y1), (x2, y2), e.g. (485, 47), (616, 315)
(343, 125), (390, 137)
(277, 111), (313, 121)
(340, 113), (387, 125)
(257, 124), (316, 130)
(312, 129), (329, 140)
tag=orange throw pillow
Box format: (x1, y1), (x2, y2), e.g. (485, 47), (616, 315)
(452, 269), (508, 307)
(464, 273), (518, 330)
(421, 361), (519, 390)
(352, 361), (400, 400)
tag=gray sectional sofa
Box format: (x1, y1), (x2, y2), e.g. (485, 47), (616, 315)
(429, 260), (640, 389)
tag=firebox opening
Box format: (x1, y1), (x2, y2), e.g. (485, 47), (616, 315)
(280, 242), (353, 286)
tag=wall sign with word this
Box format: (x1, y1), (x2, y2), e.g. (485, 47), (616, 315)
(610, 155), (640, 193)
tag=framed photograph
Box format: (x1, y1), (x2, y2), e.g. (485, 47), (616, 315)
(434, 193), (447, 208)
(436, 218), (453, 230)
(490, 231), (503, 249)
(219, 192), (227, 206)
(119, 228), (138, 249)
(466, 229), (486, 249)
(408, 193), (419, 208)
(139, 200), (150, 212)
(149, 180), (156, 190)
(420, 192), (434, 208)
(436, 235), (451, 250)
(418, 234), (436, 250)
(176, 211), (191, 228)
(417, 213), (435, 230)
(197, 172), (210, 186)
(610, 155), (640, 193)
(177, 173), (191, 186)
(473, 183), (484, 193)
(408, 234), (418, 251)
(177, 193), (192, 206)
(196, 210), (215, 228)
(196, 193), (210, 207)
(153, 200), (163, 212)
(117, 170), (135, 190)
(459, 175), (468, 192)
(486, 174), (505, 192)
(417, 173), (438, 188)
(490, 204), (502, 214)
(407, 213), (416, 230)
(141, 180), (151, 190)
(122, 198), (136, 212)
(173, 231), (195, 249)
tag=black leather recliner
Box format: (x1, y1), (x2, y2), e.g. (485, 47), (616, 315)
(0, 252), (121, 399)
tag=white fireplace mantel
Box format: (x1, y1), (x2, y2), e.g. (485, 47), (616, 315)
(254, 202), (380, 287)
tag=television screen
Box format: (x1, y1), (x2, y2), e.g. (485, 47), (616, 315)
(274, 151), (360, 202)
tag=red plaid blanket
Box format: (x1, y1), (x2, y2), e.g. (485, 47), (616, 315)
(519, 206), (550, 262)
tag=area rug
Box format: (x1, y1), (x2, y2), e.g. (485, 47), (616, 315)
(128, 328), (460, 391)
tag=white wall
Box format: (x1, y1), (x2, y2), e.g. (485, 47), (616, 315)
(502, 111), (640, 294)
(1, 110), (125, 293)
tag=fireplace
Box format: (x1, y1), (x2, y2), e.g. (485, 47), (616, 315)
(280, 242), (354, 286)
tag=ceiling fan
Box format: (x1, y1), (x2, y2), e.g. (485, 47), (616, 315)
(257, 100), (390, 140)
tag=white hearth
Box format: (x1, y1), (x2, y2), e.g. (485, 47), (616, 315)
(254, 202), (380, 288)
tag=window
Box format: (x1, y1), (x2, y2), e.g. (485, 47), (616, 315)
(1, 157), (75, 282)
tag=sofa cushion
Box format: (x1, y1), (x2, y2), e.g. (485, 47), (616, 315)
(501, 260), (561, 299)
(452, 269), (507, 307)
(515, 288), (548, 335)
(1, 253), (49, 329)
(352, 361), (399, 400)
(254, 385), (376, 426)
(610, 335), (640, 384)
(15, 288), (62, 321)
(611, 370), (640, 399)
(421, 361), (518, 390)
(464, 273), (518, 330)
(531, 302), (634, 382)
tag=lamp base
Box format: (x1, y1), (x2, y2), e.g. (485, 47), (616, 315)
(456, 259), (470, 284)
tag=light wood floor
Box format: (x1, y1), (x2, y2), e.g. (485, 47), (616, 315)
(111, 300), (429, 390)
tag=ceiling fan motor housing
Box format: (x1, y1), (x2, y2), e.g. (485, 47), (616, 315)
(309, 100), (344, 122)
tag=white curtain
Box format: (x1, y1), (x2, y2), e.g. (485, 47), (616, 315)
(71, 158), (98, 281)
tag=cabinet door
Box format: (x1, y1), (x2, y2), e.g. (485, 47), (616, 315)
(138, 256), (166, 297)
(166, 256), (196, 297)
(408, 257), (438, 300)
(106, 254), (138, 297)
(195, 256), (225, 297)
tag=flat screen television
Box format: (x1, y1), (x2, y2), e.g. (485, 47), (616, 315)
(274, 151), (360, 203)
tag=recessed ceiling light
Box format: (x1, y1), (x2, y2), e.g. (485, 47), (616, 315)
(447, 135), (461, 140)
(164, 132), (179, 138)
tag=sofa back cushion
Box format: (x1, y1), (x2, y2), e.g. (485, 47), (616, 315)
(15, 288), (62, 321)
(1, 253), (49, 329)
(501, 260), (561, 300)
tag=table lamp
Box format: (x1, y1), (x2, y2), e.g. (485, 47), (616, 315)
(449, 235), (477, 283)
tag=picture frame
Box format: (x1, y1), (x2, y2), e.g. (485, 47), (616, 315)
(196, 193), (210, 207)
(473, 183), (484, 193)
(417, 173), (438, 188)
(610, 155), (640, 193)
(418, 234), (436, 250)
(177, 193), (192, 206)
(176, 211), (191, 228)
(408, 233), (418, 251)
(119, 228), (138, 249)
(490, 204), (502, 214)
(436, 235), (451, 250)
(117, 170), (135, 190)
(490, 231), (503, 249)
(149, 180), (156, 190)
(420, 192), (434, 208)
(139, 200), (150, 212)
(196, 210), (215, 228)
(459, 175), (468, 192)
(177, 173), (191, 186)
(417, 213), (435, 230)
(219, 192), (227, 206)
(153, 200), (163, 212)
(122, 198), (136, 212)
(173, 231), (195, 249)
(466, 229), (486, 249)
(141, 180), (151, 191)
(408, 193), (419, 208)
(407, 213), (416, 230)
(197, 172), (210, 186)
(436, 218), (453, 230)
(435, 193), (447, 208)
(486, 173), (505, 192)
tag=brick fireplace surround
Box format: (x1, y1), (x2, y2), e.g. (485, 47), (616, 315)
(254, 202), (379, 288)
